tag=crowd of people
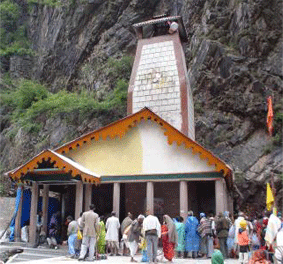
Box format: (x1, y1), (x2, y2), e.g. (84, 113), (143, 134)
(20, 206), (283, 263)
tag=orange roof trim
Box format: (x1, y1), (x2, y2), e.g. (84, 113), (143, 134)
(55, 108), (232, 179)
(8, 150), (100, 184)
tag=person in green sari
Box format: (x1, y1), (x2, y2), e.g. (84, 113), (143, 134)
(97, 216), (106, 254)
(174, 216), (185, 258)
(211, 249), (224, 264)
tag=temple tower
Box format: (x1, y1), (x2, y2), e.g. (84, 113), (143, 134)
(128, 16), (195, 139)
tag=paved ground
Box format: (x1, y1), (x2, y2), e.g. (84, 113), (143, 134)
(13, 255), (239, 264)
(0, 245), (240, 264)
(0, 245), (66, 263)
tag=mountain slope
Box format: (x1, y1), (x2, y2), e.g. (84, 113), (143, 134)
(0, 0), (282, 213)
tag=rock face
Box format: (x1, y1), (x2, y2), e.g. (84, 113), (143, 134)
(0, 0), (282, 213)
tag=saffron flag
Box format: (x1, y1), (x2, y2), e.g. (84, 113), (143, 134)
(266, 183), (274, 211)
(266, 96), (274, 136)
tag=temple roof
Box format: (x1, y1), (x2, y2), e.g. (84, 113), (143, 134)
(7, 108), (232, 188)
(7, 149), (100, 184)
(133, 15), (188, 42)
(55, 107), (233, 188)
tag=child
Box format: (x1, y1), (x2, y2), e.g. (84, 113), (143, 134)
(251, 229), (260, 251)
(139, 236), (148, 262)
(238, 220), (250, 264)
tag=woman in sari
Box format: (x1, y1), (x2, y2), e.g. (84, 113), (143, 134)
(161, 215), (178, 261)
(248, 249), (271, 264)
(211, 249), (224, 264)
(174, 216), (185, 258)
(97, 216), (106, 254)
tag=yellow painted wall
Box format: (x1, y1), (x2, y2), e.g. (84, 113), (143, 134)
(66, 127), (143, 176)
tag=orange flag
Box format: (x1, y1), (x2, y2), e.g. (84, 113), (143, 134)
(266, 96), (274, 136)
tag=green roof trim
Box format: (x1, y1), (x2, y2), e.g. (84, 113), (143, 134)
(23, 173), (72, 182)
(101, 172), (223, 182)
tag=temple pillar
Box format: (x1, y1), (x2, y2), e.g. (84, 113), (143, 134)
(215, 179), (225, 215)
(75, 181), (83, 220)
(29, 182), (39, 246)
(42, 185), (49, 234)
(146, 182), (154, 214)
(180, 181), (188, 220)
(84, 184), (92, 212)
(15, 186), (23, 242)
(113, 183), (120, 219)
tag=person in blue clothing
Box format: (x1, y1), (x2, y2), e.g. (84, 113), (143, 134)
(185, 211), (200, 258)
(175, 216), (185, 258)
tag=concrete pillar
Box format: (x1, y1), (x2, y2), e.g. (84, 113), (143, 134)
(42, 185), (49, 234)
(215, 179), (225, 215)
(180, 181), (188, 220)
(146, 182), (154, 214)
(29, 182), (39, 246)
(113, 183), (120, 219)
(75, 181), (83, 220)
(223, 182), (229, 212)
(15, 186), (23, 242)
(84, 184), (92, 212)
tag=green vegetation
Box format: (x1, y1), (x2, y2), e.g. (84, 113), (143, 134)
(0, 56), (133, 137)
(0, 0), (33, 57)
(27, 0), (61, 7)
(107, 56), (133, 81)
(273, 102), (283, 146)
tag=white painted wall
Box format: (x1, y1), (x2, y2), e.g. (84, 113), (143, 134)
(139, 120), (215, 174)
(132, 40), (182, 131)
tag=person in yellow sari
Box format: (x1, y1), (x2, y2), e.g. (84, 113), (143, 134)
(97, 216), (106, 254)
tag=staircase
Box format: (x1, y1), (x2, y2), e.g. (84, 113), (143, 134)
(0, 243), (67, 263)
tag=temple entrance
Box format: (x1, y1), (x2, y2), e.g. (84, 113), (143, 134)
(62, 185), (76, 219)
(124, 182), (146, 219)
(154, 182), (179, 220)
(188, 181), (216, 216)
(92, 183), (113, 218)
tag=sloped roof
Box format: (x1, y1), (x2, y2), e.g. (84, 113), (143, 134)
(55, 108), (233, 187)
(7, 149), (100, 184)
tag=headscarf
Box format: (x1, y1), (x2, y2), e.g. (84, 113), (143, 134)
(224, 211), (229, 217)
(263, 219), (268, 226)
(121, 215), (133, 234)
(249, 250), (268, 264)
(138, 215), (145, 220)
(200, 212), (206, 218)
(211, 249), (224, 264)
(164, 215), (178, 244)
(240, 220), (247, 229)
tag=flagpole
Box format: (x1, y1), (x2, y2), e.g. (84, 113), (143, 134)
(271, 171), (277, 212)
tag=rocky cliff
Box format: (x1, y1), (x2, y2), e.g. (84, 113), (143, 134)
(0, 0), (282, 213)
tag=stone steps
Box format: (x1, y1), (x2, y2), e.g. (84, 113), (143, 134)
(0, 244), (67, 263)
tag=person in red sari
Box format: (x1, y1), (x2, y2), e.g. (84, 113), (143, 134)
(161, 215), (178, 262)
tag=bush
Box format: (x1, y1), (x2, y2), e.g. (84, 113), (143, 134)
(16, 90), (101, 123)
(14, 80), (49, 110)
(107, 79), (128, 106)
(107, 56), (134, 81)
(0, 2), (33, 56)
(0, 0), (20, 30)
(27, 0), (61, 7)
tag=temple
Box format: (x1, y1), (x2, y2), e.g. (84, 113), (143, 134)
(6, 16), (233, 246)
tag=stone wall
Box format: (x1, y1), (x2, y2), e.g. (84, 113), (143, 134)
(10, 55), (33, 79)
(0, 197), (15, 241)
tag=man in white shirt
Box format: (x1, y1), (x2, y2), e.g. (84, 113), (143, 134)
(274, 224), (283, 264)
(105, 211), (121, 256)
(142, 210), (161, 263)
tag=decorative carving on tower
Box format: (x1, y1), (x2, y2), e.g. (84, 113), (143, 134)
(128, 16), (195, 140)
